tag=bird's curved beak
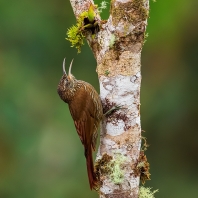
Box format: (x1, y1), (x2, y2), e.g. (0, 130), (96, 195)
(63, 58), (67, 75)
(68, 59), (74, 77)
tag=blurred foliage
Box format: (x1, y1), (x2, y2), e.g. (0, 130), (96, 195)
(0, 0), (198, 197)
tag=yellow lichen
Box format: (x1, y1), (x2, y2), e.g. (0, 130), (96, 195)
(95, 153), (127, 185)
(139, 186), (159, 198)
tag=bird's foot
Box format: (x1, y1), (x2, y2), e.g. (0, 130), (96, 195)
(104, 105), (124, 116)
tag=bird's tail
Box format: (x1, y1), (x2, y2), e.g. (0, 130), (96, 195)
(85, 147), (98, 190)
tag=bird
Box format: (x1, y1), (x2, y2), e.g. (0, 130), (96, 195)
(57, 58), (103, 190)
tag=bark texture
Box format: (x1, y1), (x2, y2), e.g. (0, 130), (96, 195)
(69, 0), (149, 197)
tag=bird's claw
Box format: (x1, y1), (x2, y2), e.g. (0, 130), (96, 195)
(104, 104), (125, 116)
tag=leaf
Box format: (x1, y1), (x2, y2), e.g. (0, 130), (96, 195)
(88, 4), (95, 23)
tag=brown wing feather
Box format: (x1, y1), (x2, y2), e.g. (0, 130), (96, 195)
(68, 82), (101, 147)
(69, 96), (91, 145)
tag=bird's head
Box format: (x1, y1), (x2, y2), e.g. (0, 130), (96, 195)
(57, 58), (76, 101)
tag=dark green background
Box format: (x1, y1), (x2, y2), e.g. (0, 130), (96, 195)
(1, 0), (198, 197)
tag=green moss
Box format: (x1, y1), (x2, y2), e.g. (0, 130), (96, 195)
(66, 4), (100, 53)
(66, 11), (88, 53)
(66, 24), (85, 53)
(139, 186), (159, 198)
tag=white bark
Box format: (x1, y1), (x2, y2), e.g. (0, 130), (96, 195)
(69, 0), (149, 197)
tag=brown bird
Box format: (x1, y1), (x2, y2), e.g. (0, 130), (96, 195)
(57, 58), (103, 190)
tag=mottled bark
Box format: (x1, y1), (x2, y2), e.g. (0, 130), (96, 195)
(69, 0), (149, 197)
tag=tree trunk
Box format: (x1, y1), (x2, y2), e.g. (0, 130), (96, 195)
(69, 0), (149, 197)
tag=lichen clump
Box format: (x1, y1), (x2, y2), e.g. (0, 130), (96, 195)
(110, 153), (127, 184)
(95, 153), (127, 185)
(139, 186), (159, 198)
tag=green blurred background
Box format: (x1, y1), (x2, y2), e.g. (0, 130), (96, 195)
(0, 0), (198, 197)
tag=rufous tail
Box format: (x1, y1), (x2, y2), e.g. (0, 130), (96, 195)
(85, 147), (98, 190)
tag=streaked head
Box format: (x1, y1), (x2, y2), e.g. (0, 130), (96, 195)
(57, 58), (76, 100)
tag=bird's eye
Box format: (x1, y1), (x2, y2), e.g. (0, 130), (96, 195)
(64, 78), (69, 85)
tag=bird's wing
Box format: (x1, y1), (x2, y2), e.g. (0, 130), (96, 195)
(68, 86), (96, 147)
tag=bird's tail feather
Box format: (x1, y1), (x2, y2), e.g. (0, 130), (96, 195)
(85, 147), (98, 190)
